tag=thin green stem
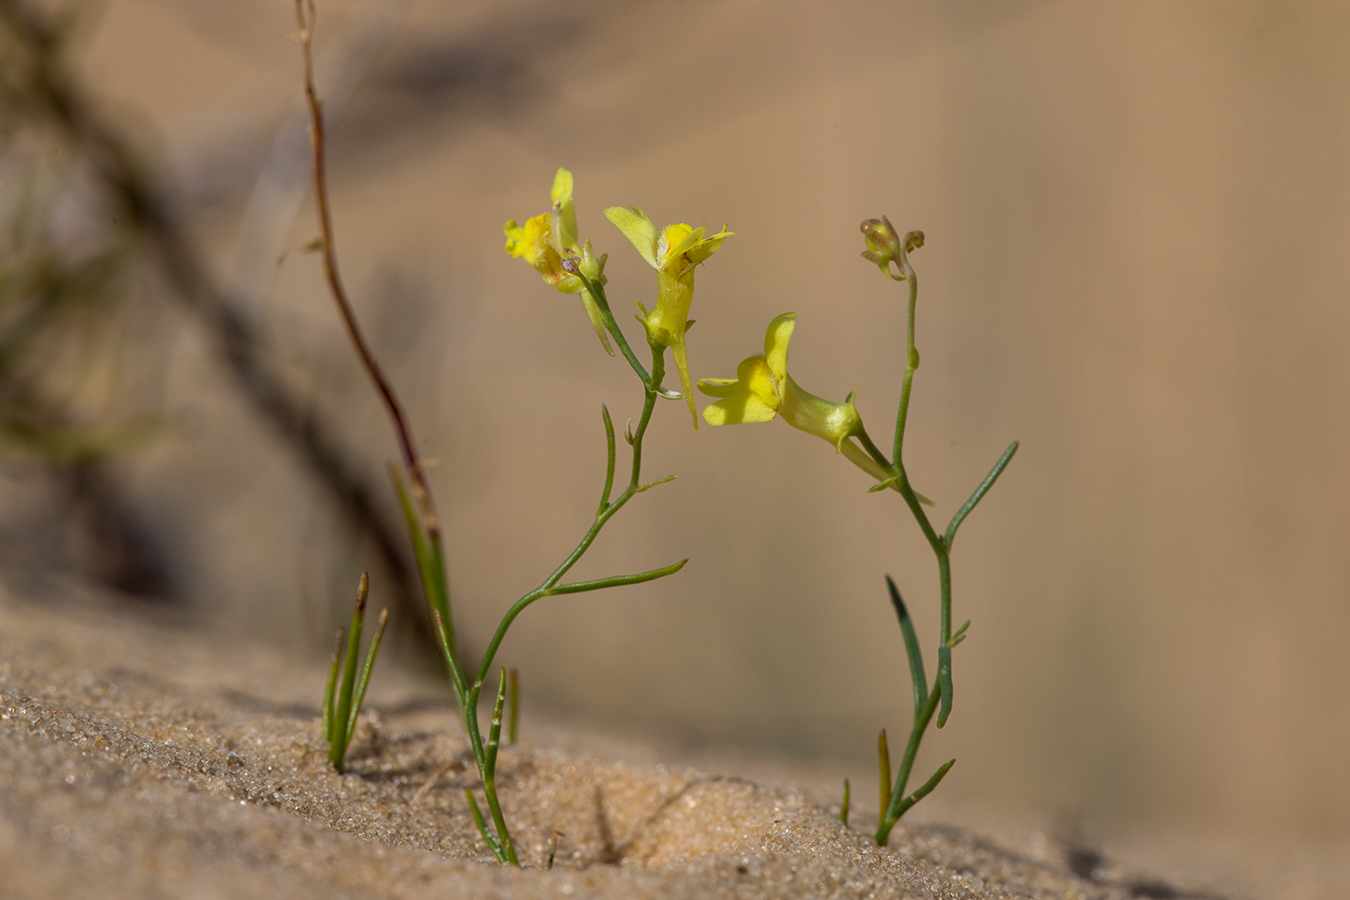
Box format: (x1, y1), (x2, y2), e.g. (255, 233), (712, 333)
(470, 672), (514, 861)
(839, 778), (851, 826)
(468, 346), (667, 703)
(892, 255), (919, 465)
(936, 554), (953, 727)
(875, 678), (942, 844)
(451, 342), (675, 866)
(865, 226), (1014, 833)
(460, 672), (519, 864)
(430, 609), (469, 726)
(854, 427), (894, 475)
(574, 269), (650, 386)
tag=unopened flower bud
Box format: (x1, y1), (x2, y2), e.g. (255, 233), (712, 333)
(861, 217), (901, 256)
(860, 216), (904, 279)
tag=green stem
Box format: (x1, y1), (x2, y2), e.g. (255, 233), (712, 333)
(892, 256), (919, 465)
(468, 347), (667, 701)
(884, 246), (956, 728)
(854, 427), (893, 474)
(462, 675), (519, 864)
(575, 270), (650, 386)
(936, 562), (953, 728)
(875, 677), (942, 844)
(455, 343), (675, 866)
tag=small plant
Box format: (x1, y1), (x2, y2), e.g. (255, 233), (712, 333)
(697, 216), (1016, 844)
(322, 572), (389, 772)
(294, 0), (722, 864)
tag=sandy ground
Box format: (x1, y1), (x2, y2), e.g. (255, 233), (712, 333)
(0, 582), (1333, 900)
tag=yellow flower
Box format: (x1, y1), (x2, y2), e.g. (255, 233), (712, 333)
(604, 205), (731, 429)
(698, 313), (892, 484)
(504, 168), (612, 354)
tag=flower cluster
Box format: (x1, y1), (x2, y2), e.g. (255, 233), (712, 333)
(504, 168), (613, 354)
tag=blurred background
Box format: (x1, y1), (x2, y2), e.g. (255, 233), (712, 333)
(2, 0), (1348, 843)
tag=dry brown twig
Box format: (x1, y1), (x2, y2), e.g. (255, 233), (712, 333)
(292, 0), (443, 543)
(0, 0), (430, 625)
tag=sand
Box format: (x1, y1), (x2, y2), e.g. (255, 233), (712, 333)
(0, 582), (1272, 899)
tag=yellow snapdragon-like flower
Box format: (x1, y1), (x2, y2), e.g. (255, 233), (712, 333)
(504, 168), (612, 354)
(604, 206), (731, 429)
(698, 313), (892, 484)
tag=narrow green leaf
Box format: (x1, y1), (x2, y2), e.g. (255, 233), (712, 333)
(389, 464), (432, 597)
(547, 558), (687, 595)
(599, 404), (616, 512)
(508, 668), (520, 745)
(431, 609), (468, 702)
(945, 441), (1018, 549)
(330, 574), (368, 770)
(485, 668), (507, 775)
(839, 778), (851, 826)
(464, 788), (505, 862)
(878, 728), (892, 815)
(322, 628), (343, 744)
(867, 475), (899, 493)
(389, 464), (456, 667)
(892, 758), (956, 821)
(635, 474), (677, 493)
(346, 606), (389, 746)
(936, 645), (953, 728)
(429, 538), (454, 654)
(886, 576), (928, 713)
